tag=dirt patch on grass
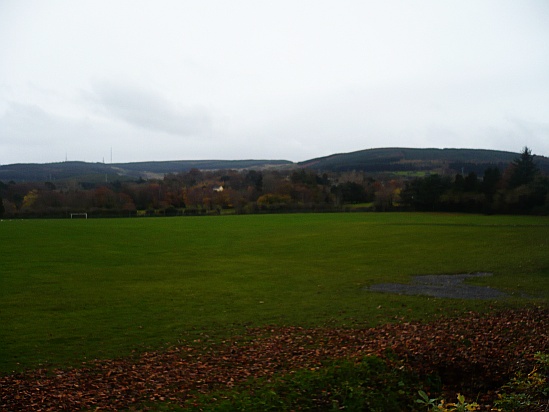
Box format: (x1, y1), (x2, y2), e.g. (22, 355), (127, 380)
(369, 272), (508, 299)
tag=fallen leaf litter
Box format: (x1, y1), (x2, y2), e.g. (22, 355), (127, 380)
(1, 307), (547, 411)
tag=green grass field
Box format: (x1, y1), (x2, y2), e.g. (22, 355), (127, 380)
(1, 213), (548, 374)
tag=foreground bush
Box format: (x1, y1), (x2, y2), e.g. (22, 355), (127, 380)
(494, 352), (549, 411)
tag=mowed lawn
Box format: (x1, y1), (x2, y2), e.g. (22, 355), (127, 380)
(1, 213), (548, 374)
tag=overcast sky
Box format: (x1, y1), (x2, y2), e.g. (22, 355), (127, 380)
(1, 1), (549, 165)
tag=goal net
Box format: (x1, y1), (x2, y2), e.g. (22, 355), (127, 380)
(70, 213), (88, 219)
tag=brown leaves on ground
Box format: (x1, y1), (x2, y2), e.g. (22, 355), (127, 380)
(1, 307), (548, 411)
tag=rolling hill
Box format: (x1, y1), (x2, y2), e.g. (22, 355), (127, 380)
(1, 148), (548, 182)
(298, 147), (549, 174)
(0, 159), (293, 183)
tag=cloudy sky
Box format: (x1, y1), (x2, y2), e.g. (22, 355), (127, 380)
(1, 1), (549, 165)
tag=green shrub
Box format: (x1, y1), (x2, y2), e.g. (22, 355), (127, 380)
(416, 391), (479, 411)
(494, 352), (549, 411)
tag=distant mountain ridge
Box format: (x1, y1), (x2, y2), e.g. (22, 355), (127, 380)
(1, 148), (548, 182)
(0, 159), (293, 183)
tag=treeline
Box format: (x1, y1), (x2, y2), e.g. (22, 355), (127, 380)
(401, 147), (549, 214)
(0, 148), (547, 218)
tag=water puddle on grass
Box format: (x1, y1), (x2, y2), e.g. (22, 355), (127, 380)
(368, 272), (508, 300)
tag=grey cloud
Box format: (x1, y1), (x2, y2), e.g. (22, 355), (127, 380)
(0, 101), (97, 163)
(0, 102), (68, 144)
(88, 80), (212, 137)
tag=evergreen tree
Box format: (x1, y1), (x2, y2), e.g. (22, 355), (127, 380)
(509, 147), (539, 189)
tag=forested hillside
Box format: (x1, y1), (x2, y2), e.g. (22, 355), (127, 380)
(0, 159), (293, 183)
(4, 148), (549, 183)
(300, 147), (549, 174)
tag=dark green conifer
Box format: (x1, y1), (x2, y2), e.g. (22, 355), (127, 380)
(509, 147), (539, 188)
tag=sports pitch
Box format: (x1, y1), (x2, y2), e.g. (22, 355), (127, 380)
(1, 213), (548, 373)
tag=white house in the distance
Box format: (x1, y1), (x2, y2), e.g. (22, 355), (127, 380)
(213, 185), (224, 192)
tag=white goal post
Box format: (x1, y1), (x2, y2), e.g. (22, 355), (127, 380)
(70, 213), (88, 219)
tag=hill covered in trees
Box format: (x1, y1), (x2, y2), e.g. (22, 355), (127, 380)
(1, 147), (548, 217)
(2, 148), (549, 183)
(299, 147), (549, 174)
(0, 159), (293, 183)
